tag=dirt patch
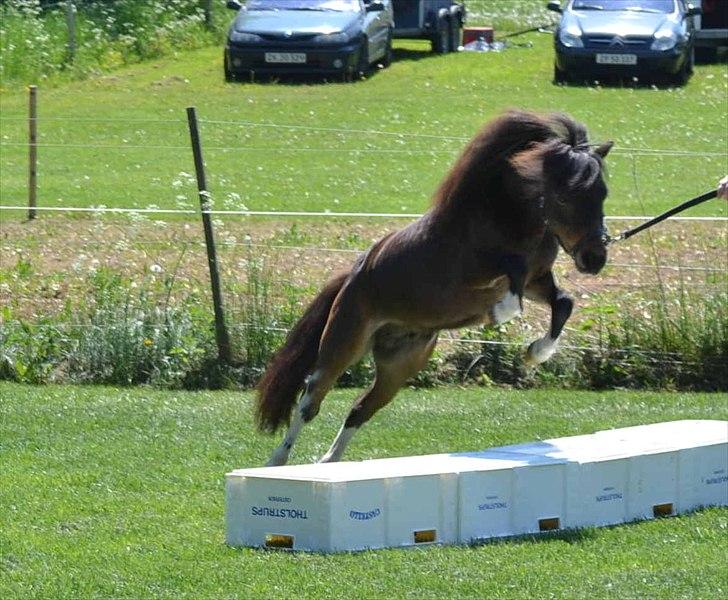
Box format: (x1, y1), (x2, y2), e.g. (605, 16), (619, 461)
(2, 214), (726, 329)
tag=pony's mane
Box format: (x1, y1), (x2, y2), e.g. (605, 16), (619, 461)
(432, 110), (601, 214)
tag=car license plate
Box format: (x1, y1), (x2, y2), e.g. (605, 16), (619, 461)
(596, 53), (637, 65)
(265, 52), (306, 64)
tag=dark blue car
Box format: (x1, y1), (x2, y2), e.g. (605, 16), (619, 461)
(548, 0), (702, 85)
(224, 0), (394, 81)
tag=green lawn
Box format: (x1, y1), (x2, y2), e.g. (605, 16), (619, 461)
(1, 36), (726, 217)
(2, 382), (727, 598)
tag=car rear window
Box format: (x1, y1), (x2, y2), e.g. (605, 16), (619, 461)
(247, 0), (360, 12)
(572, 0), (675, 12)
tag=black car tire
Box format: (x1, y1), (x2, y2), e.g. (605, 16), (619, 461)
(432, 17), (451, 54)
(380, 29), (393, 68)
(224, 54), (236, 82)
(672, 53), (692, 86)
(448, 16), (462, 51)
(352, 37), (369, 80)
(553, 63), (569, 84)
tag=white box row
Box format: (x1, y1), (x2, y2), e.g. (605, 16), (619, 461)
(225, 419), (728, 552)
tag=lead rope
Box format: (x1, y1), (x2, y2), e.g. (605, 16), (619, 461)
(605, 189), (719, 245)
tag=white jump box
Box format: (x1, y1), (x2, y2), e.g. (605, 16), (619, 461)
(225, 420), (728, 552)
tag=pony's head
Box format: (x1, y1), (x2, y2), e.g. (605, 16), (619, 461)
(510, 114), (612, 275)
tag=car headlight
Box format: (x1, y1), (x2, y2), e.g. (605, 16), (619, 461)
(651, 29), (677, 51)
(559, 27), (584, 48)
(230, 31), (263, 44)
(312, 31), (351, 44)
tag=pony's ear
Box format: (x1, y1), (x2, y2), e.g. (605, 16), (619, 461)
(593, 141), (613, 158)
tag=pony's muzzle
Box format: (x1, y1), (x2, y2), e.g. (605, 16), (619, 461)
(575, 244), (607, 274)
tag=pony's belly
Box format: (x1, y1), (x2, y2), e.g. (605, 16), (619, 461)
(386, 287), (506, 331)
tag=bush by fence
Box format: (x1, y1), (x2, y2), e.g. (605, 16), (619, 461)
(1, 212), (726, 391)
(0, 0), (223, 83)
(1, 89), (726, 392)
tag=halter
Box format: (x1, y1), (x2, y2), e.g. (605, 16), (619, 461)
(538, 195), (605, 258)
(541, 189), (719, 252)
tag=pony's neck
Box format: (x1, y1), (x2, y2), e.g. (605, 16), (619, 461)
(430, 169), (545, 244)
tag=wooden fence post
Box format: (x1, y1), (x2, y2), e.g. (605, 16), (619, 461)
(204, 0), (213, 29)
(66, 1), (77, 64)
(186, 106), (233, 365)
(28, 85), (37, 221)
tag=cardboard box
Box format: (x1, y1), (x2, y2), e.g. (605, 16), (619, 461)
(226, 457), (459, 551)
(226, 420), (727, 552)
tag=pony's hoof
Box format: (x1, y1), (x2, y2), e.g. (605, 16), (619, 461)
(265, 449), (290, 467)
(525, 337), (556, 366)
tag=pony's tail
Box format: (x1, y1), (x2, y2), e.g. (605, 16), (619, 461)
(255, 272), (348, 433)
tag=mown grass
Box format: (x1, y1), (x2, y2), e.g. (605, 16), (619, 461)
(1, 35), (726, 217)
(1, 382), (727, 599)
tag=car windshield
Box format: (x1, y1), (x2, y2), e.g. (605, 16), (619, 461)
(246, 0), (360, 11)
(571, 0), (674, 12)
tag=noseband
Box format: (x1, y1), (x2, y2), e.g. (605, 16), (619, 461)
(539, 196), (608, 258)
(566, 226), (609, 258)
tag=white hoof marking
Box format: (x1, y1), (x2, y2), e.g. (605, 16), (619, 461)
(319, 426), (357, 463)
(493, 291), (522, 325)
(526, 336), (557, 365)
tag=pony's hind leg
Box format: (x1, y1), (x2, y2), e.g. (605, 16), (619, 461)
(523, 270), (573, 365)
(266, 284), (376, 466)
(319, 328), (437, 463)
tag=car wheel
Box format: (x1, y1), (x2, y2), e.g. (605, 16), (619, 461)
(672, 57), (691, 86)
(380, 29), (393, 68)
(353, 37), (369, 80)
(224, 54), (236, 82)
(432, 18), (451, 54)
(448, 16), (462, 51)
(553, 63), (568, 84)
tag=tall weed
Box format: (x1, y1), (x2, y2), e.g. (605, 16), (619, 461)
(0, 0), (224, 84)
(0, 261), (725, 391)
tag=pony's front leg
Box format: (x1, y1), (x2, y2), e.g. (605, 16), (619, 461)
(492, 254), (528, 324)
(523, 270), (573, 366)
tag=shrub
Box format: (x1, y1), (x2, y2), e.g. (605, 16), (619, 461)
(0, 0), (225, 84)
(0, 259), (725, 391)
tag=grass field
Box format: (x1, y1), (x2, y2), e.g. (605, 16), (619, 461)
(2, 9), (727, 599)
(2, 382), (727, 598)
(1, 36), (726, 217)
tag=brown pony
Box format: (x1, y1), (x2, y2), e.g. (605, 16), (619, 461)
(257, 110), (612, 466)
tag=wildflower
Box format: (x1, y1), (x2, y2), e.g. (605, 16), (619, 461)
(143, 338), (153, 347)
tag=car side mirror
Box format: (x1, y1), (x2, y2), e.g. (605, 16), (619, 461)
(685, 4), (702, 17)
(546, 1), (563, 13)
(226, 0), (242, 10)
(366, 1), (386, 12)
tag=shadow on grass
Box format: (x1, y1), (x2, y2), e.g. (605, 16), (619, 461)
(224, 508), (725, 556)
(469, 526), (598, 548)
(225, 63), (392, 86)
(553, 75), (691, 90)
(468, 508), (719, 549)
(392, 46), (436, 63)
